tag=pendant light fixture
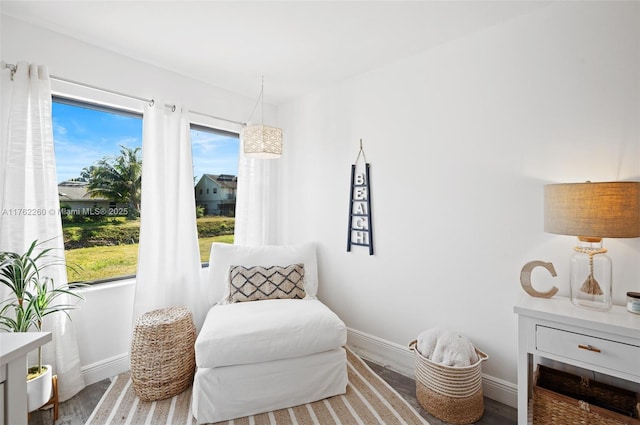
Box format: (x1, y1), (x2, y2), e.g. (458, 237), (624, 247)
(242, 76), (283, 159)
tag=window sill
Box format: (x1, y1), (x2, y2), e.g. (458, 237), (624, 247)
(76, 277), (136, 293)
(74, 264), (210, 293)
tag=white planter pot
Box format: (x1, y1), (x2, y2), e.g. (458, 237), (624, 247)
(27, 364), (52, 412)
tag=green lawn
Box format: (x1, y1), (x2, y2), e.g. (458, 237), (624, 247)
(64, 218), (234, 283)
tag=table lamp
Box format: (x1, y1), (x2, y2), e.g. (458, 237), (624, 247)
(544, 181), (640, 311)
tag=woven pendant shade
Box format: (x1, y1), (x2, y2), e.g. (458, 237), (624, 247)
(242, 124), (283, 159)
(242, 76), (283, 159)
(544, 181), (640, 239)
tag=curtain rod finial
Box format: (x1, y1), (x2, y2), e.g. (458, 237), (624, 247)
(1, 61), (17, 80)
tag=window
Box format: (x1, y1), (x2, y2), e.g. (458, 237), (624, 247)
(53, 98), (240, 282)
(191, 124), (240, 263)
(54, 98), (142, 284)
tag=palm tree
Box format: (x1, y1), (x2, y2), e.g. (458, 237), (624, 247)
(88, 145), (142, 219)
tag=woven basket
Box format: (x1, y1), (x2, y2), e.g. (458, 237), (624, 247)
(533, 365), (640, 425)
(409, 339), (488, 425)
(130, 307), (196, 401)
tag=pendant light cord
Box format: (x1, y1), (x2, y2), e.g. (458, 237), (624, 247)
(246, 76), (264, 125)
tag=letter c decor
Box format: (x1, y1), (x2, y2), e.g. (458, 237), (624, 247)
(520, 260), (559, 298)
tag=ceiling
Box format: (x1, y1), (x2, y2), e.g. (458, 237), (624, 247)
(1, 1), (551, 105)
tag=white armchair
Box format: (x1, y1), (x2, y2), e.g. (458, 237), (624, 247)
(191, 242), (348, 424)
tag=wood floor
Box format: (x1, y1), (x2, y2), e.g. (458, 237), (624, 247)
(30, 360), (517, 425)
(29, 378), (111, 425)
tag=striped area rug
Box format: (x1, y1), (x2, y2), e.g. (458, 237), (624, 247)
(86, 348), (429, 425)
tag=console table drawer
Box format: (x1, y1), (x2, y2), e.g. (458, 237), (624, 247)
(536, 325), (640, 377)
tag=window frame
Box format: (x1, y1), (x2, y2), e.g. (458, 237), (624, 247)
(52, 95), (240, 286)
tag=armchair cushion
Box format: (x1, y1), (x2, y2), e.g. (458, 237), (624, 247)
(195, 299), (347, 369)
(228, 263), (306, 303)
(207, 242), (319, 305)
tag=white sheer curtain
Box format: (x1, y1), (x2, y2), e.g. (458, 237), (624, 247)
(133, 101), (207, 330)
(234, 135), (279, 246)
(0, 62), (85, 401)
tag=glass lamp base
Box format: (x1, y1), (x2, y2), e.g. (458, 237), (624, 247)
(571, 296), (612, 311)
(570, 238), (612, 312)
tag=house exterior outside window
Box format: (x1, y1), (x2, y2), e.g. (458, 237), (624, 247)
(194, 174), (237, 216)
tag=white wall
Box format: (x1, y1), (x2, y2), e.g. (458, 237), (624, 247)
(277, 1), (640, 405)
(69, 280), (135, 384)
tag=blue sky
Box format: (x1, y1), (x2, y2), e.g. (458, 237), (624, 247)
(52, 102), (239, 184)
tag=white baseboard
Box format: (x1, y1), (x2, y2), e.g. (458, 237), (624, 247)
(81, 353), (129, 386)
(346, 327), (518, 408)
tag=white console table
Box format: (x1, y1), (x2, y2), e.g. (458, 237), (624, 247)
(514, 296), (640, 425)
(0, 332), (52, 425)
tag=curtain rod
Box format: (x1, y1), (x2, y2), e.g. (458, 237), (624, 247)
(1, 61), (246, 127)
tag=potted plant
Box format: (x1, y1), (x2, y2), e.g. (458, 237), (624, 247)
(0, 239), (84, 412)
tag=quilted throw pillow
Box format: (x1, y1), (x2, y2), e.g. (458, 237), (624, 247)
(228, 263), (306, 303)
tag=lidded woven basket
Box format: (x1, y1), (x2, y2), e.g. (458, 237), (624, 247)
(409, 339), (488, 425)
(130, 307), (196, 401)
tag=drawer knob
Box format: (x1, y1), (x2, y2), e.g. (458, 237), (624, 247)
(578, 344), (601, 353)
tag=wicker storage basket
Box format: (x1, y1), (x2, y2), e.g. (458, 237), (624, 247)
(409, 339), (488, 425)
(533, 365), (640, 425)
(130, 307), (196, 401)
